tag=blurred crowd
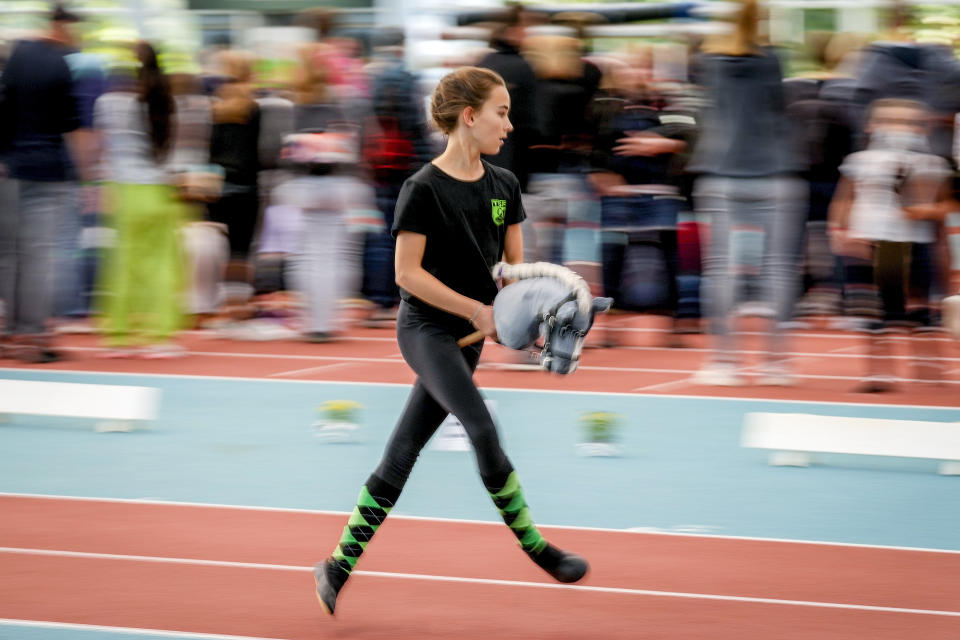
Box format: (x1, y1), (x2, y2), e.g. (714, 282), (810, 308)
(0, 1), (958, 392)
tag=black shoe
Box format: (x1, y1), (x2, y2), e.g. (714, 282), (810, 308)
(529, 543), (589, 583)
(16, 345), (62, 364)
(854, 376), (895, 393)
(304, 332), (336, 344)
(313, 558), (350, 615)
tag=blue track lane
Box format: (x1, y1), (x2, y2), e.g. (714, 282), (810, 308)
(2, 369), (959, 551)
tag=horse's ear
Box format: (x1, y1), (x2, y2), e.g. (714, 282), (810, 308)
(593, 297), (613, 313)
(556, 302), (577, 324)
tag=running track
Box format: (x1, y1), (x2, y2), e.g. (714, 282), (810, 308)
(1, 317), (958, 638)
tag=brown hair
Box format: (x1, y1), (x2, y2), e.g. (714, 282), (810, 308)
(293, 42), (329, 105)
(135, 41), (174, 161)
(524, 35), (583, 80)
(212, 50), (257, 124)
(296, 8), (339, 40)
(430, 66), (505, 134)
(702, 0), (760, 57)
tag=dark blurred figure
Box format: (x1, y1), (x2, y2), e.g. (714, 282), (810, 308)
(0, 4), (81, 362)
(249, 67), (295, 313)
(207, 50), (261, 312)
(56, 46), (107, 325)
(522, 33), (600, 268)
(360, 27), (430, 322)
(852, 1), (960, 160)
(477, 4), (539, 192)
(588, 54), (695, 344)
(784, 33), (861, 322)
(828, 99), (954, 390)
(687, 0), (806, 385)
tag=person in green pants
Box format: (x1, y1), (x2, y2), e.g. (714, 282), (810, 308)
(94, 42), (186, 358)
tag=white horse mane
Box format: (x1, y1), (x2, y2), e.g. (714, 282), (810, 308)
(491, 262), (593, 315)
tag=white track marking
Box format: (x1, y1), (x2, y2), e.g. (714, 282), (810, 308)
(59, 347), (400, 365)
(1, 369), (958, 409)
(1, 547), (957, 618)
(608, 344), (960, 362)
(50, 347), (960, 380)
(2, 492), (960, 556)
(601, 327), (955, 342)
(268, 362), (356, 378)
(632, 378), (694, 392)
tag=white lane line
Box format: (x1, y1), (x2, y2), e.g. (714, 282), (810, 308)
(612, 344), (960, 362)
(603, 327), (956, 342)
(829, 346), (862, 354)
(268, 362), (356, 378)
(0, 618), (285, 639)
(2, 547), (958, 619)
(59, 347), (402, 365)
(3, 492), (960, 556)
(632, 377), (694, 392)
(53, 346), (960, 377)
(183, 331), (397, 343)
(2, 368), (959, 410)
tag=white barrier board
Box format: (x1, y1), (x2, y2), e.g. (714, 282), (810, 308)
(742, 412), (960, 475)
(0, 379), (160, 430)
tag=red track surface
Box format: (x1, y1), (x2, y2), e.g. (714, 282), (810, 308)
(3, 315), (959, 407)
(2, 495), (959, 639)
(3, 318), (959, 637)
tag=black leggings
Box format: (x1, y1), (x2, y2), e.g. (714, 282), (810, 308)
(373, 301), (512, 491)
(842, 241), (934, 329)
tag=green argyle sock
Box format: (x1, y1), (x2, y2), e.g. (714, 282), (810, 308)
(330, 482), (396, 575)
(487, 471), (548, 556)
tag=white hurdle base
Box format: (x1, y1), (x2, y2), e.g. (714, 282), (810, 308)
(0, 379), (161, 432)
(742, 412), (960, 476)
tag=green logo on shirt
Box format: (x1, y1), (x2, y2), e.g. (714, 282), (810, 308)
(491, 199), (506, 226)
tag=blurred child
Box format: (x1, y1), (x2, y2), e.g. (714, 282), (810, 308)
(276, 45), (379, 341)
(829, 98), (954, 390)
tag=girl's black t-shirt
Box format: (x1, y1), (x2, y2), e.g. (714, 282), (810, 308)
(391, 160), (526, 322)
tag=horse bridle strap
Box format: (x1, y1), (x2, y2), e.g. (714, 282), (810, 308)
(539, 291), (585, 367)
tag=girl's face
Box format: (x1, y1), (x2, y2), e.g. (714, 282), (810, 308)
(467, 84), (513, 155)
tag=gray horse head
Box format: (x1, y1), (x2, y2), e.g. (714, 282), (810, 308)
(493, 277), (612, 374)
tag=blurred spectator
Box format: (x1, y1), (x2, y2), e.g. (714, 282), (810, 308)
(276, 43), (379, 341)
(56, 48), (107, 325)
(0, 4), (81, 362)
(828, 99), (954, 390)
(168, 72), (224, 326)
(94, 41), (186, 358)
(360, 27), (431, 324)
(852, 2), (960, 160)
(477, 5), (540, 192)
(253, 203), (300, 299)
(523, 34), (600, 268)
(251, 70), (296, 324)
(687, 0), (806, 385)
(853, 4), (960, 328)
(588, 53), (694, 343)
(207, 50), (261, 315)
(784, 33), (860, 322)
